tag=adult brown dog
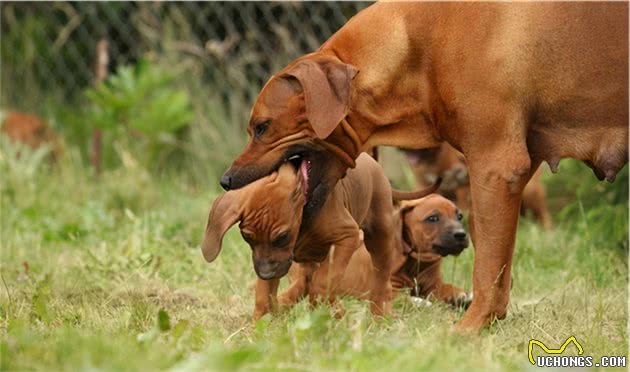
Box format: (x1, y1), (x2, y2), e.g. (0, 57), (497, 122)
(276, 194), (471, 316)
(405, 144), (552, 229)
(220, 3), (628, 331)
(203, 154), (438, 318)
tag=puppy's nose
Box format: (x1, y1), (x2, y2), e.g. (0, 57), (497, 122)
(220, 174), (232, 191)
(453, 230), (467, 241)
(256, 260), (280, 279)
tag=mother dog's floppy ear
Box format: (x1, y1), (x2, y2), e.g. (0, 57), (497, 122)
(284, 57), (358, 139)
(201, 191), (243, 263)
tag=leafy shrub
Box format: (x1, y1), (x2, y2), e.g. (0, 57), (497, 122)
(61, 60), (194, 172)
(85, 60), (193, 136)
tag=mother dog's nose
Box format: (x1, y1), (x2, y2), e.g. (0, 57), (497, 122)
(453, 230), (467, 241)
(220, 174), (232, 190)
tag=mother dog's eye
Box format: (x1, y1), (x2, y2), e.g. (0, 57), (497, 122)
(457, 212), (464, 221)
(272, 232), (290, 248)
(241, 232), (255, 244)
(425, 214), (439, 223)
(254, 121), (270, 139)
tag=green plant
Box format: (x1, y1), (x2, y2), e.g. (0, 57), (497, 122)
(74, 60), (195, 172)
(545, 161), (628, 251)
(85, 60), (193, 137)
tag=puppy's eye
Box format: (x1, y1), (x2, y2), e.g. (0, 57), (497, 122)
(457, 212), (464, 221)
(425, 214), (439, 223)
(272, 232), (290, 248)
(254, 121), (270, 139)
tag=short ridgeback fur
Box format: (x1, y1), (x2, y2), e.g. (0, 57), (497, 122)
(405, 144), (552, 229)
(272, 194), (472, 317)
(220, 3), (628, 330)
(203, 154), (438, 318)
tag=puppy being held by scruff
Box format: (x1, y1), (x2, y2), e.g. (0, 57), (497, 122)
(202, 153), (437, 320)
(283, 194), (472, 311)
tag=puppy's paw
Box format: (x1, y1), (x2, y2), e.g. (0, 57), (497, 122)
(452, 292), (473, 309)
(410, 296), (433, 308)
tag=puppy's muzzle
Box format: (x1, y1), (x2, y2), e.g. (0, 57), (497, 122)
(435, 228), (469, 256)
(254, 258), (293, 280)
(453, 229), (468, 243)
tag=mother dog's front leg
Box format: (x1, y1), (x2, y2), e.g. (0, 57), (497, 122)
(455, 145), (533, 332)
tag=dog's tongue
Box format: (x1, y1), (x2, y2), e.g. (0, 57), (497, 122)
(405, 151), (421, 166)
(299, 159), (310, 195)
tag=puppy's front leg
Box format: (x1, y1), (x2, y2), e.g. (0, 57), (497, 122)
(416, 261), (471, 308)
(310, 232), (363, 305)
(364, 229), (395, 316)
(278, 263), (317, 308)
(253, 278), (280, 321)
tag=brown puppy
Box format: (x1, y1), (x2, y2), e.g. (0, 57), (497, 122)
(203, 154), (437, 319)
(220, 3), (627, 330)
(405, 144), (552, 229)
(520, 169), (552, 230)
(393, 195), (471, 306)
(403, 144), (469, 209)
(281, 194), (471, 310)
(1, 111), (61, 159)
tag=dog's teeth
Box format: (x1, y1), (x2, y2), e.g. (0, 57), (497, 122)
(288, 155), (302, 161)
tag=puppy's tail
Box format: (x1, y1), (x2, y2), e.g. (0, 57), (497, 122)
(391, 177), (442, 202)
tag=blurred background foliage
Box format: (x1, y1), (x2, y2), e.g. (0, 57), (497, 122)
(0, 2), (627, 248)
(1, 2), (368, 183)
(64, 60), (194, 172)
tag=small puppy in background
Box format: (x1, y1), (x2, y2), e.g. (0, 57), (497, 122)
(283, 193), (471, 309)
(391, 194), (471, 306)
(404, 143), (552, 229)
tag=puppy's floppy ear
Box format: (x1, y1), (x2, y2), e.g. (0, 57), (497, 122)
(397, 204), (415, 249)
(201, 191), (243, 263)
(277, 162), (297, 182)
(398, 201), (416, 216)
(277, 163), (304, 203)
(284, 57), (358, 139)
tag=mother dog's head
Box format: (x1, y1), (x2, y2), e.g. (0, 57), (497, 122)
(220, 53), (358, 219)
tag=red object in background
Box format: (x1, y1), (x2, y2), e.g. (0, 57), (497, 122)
(1, 111), (60, 159)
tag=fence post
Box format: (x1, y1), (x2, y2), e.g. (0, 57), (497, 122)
(90, 38), (109, 174)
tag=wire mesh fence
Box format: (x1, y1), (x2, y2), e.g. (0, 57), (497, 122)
(1, 2), (370, 123)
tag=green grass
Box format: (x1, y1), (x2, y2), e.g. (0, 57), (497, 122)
(1, 140), (627, 371)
